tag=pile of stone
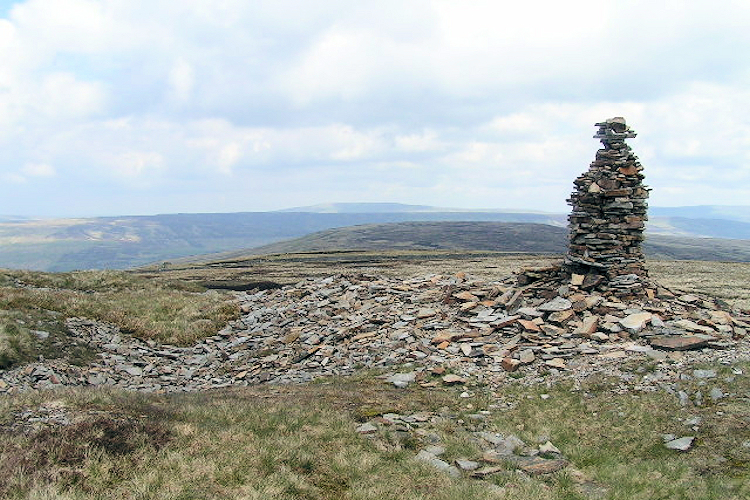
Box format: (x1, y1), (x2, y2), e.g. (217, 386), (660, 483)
(1, 270), (746, 394)
(564, 117), (650, 297)
(357, 410), (572, 480)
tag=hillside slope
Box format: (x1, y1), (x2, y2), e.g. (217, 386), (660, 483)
(2, 205), (750, 271)
(246, 221), (750, 262)
(0, 212), (566, 271)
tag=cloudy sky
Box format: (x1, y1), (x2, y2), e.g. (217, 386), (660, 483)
(1, 0), (749, 217)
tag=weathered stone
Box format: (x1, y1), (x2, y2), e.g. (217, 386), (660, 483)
(545, 358), (567, 369)
(455, 459), (480, 471)
(548, 309), (576, 324)
(649, 336), (710, 351)
(388, 372), (416, 388)
(679, 294), (700, 304)
(575, 316), (599, 336)
(664, 436), (694, 451)
(519, 349), (535, 365)
(619, 312), (652, 334)
(417, 308), (437, 319)
(415, 450), (460, 477)
(518, 319), (541, 332)
(472, 466), (505, 477)
(502, 357), (521, 372)
(495, 435), (525, 455)
(356, 422), (378, 434)
(538, 297), (573, 312)
(539, 441), (562, 455)
(442, 374), (466, 385)
(670, 319), (715, 335)
(454, 291), (480, 302)
(709, 387), (724, 401)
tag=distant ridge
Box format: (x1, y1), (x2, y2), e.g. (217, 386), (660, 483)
(245, 221), (750, 263)
(275, 202), (556, 214)
(276, 202), (440, 213)
(0, 215), (32, 222)
(650, 205), (750, 223)
(1, 203), (749, 271)
(251, 222), (568, 255)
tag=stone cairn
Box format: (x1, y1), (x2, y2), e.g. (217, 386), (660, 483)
(563, 117), (650, 297)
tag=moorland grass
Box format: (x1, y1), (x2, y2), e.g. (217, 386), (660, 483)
(1, 256), (748, 499)
(0, 269), (240, 347)
(1, 364), (748, 500)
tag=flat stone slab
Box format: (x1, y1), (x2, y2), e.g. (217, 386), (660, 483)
(538, 297), (572, 312)
(356, 423), (378, 434)
(387, 372), (416, 388)
(619, 312), (652, 334)
(442, 374), (466, 385)
(664, 436), (694, 451)
(415, 450), (460, 477)
(649, 335), (711, 351)
(472, 466), (505, 478)
(455, 459), (481, 471)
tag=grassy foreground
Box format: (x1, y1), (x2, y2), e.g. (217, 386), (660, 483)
(1, 364), (748, 500)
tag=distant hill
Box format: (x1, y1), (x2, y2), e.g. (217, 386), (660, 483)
(1, 203), (749, 271)
(251, 222), (568, 255)
(276, 202), (553, 214)
(0, 211), (566, 271)
(646, 217), (750, 239)
(0, 215), (32, 222)
(245, 221), (750, 262)
(277, 202), (442, 213)
(650, 205), (750, 223)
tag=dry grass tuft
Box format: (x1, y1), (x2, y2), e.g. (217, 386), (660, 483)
(0, 269), (240, 346)
(2, 365), (748, 499)
(0, 397), (171, 498)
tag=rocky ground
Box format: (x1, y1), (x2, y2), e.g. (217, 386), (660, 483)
(2, 265), (749, 488)
(2, 265), (747, 394)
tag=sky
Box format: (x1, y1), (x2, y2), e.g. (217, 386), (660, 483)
(1, 0), (749, 217)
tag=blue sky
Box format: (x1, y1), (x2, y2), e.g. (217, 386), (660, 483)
(1, 0), (749, 217)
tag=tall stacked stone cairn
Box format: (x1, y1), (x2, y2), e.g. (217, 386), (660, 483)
(563, 117), (651, 297)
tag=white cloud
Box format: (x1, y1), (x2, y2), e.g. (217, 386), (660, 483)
(169, 58), (194, 103)
(22, 163), (55, 177)
(1, 172), (26, 184)
(111, 151), (165, 180)
(394, 130), (440, 153)
(0, 0), (749, 216)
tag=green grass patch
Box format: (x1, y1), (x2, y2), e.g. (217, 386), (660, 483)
(2, 367), (748, 499)
(0, 269), (240, 346)
(0, 309), (98, 369)
(486, 363), (750, 499)
(0, 383), (499, 500)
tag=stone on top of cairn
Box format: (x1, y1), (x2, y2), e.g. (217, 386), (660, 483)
(564, 117), (650, 298)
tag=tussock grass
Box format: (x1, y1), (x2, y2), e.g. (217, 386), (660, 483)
(2, 367), (748, 499)
(0, 308), (98, 370)
(0, 382), (498, 500)
(0, 317), (35, 369)
(648, 260), (750, 310)
(0, 269), (240, 346)
(486, 361), (750, 499)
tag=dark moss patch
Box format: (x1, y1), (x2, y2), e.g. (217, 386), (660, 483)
(0, 414), (171, 497)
